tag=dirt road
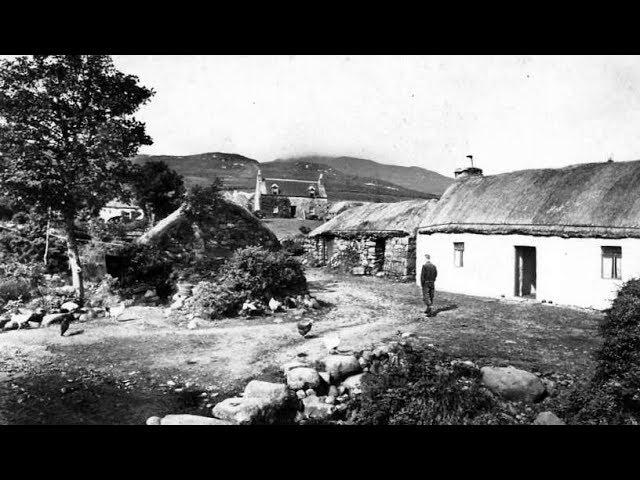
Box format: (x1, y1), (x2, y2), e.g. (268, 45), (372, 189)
(0, 268), (603, 424)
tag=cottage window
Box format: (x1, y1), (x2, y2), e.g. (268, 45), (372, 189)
(271, 184), (280, 195)
(601, 246), (622, 279)
(308, 185), (316, 198)
(454, 242), (464, 267)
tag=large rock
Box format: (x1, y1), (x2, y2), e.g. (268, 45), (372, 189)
(321, 355), (362, 383)
(286, 367), (323, 391)
(212, 397), (272, 425)
(243, 380), (290, 406)
(159, 414), (234, 425)
(268, 298), (283, 312)
(10, 312), (32, 327)
(340, 373), (367, 395)
(61, 301), (80, 312)
(42, 313), (69, 327)
(533, 411), (565, 425)
(300, 395), (335, 421)
(480, 366), (545, 403)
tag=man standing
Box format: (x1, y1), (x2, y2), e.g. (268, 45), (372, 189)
(420, 254), (438, 316)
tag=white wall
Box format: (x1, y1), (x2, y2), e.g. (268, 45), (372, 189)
(415, 232), (640, 310)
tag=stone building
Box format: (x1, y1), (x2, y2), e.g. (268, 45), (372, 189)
(417, 159), (640, 309)
(253, 170), (328, 219)
(307, 199), (437, 280)
(99, 200), (145, 223)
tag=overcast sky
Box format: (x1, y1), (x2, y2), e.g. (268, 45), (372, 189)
(83, 56), (640, 176)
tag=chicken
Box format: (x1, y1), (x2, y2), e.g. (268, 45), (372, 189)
(59, 313), (73, 337)
(297, 319), (313, 337)
(107, 301), (126, 319)
(323, 335), (341, 352)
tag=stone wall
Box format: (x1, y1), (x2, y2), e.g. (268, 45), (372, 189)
(305, 234), (415, 280)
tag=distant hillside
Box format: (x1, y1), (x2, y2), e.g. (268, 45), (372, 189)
(132, 152), (259, 190)
(274, 155), (454, 195)
(132, 152), (444, 203)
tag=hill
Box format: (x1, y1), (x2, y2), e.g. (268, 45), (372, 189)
(272, 155), (453, 195)
(131, 152), (446, 202)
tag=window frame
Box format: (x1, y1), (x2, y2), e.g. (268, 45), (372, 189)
(453, 242), (464, 268)
(601, 246), (622, 280)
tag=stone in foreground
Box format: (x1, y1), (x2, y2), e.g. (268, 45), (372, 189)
(286, 366), (323, 391)
(300, 395), (336, 421)
(533, 411), (565, 425)
(480, 366), (545, 403)
(212, 397), (272, 424)
(159, 414), (234, 425)
(321, 355), (362, 383)
(243, 380), (290, 405)
(340, 373), (367, 395)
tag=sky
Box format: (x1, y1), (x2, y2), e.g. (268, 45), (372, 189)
(37, 56), (640, 177)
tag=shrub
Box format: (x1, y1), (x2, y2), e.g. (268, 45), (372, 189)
(329, 244), (361, 272)
(191, 246), (307, 319)
(552, 279), (640, 424)
(282, 238), (306, 257)
(0, 278), (31, 303)
(299, 226), (311, 235)
(346, 343), (526, 425)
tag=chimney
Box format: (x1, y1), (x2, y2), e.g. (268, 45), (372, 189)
(454, 155), (483, 179)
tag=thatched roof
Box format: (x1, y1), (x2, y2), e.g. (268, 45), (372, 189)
(419, 160), (640, 238)
(310, 199), (437, 238)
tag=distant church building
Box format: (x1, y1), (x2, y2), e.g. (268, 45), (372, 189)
(253, 170), (328, 219)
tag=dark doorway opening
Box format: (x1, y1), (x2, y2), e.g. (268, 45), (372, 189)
(374, 238), (386, 272)
(514, 246), (536, 298)
(290, 206), (297, 217)
(323, 237), (335, 263)
(105, 254), (127, 280)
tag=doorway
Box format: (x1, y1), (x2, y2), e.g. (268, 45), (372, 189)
(323, 237), (335, 263)
(514, 246), (536, 298)
(290, 205), (297, 217)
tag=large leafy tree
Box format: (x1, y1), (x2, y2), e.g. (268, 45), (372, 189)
(0, 55), (154, 300)
(130, 160), (185, 220)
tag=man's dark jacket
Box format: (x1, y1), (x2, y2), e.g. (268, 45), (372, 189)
(420, 262), (438, 286)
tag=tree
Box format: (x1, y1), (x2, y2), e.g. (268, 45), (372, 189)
(130, 160), (185, 220)
(0, 55), (154, 300)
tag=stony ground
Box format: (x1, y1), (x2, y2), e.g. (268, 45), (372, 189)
(0, 268), (604, 424)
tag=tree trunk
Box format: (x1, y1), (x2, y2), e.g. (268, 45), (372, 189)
(64, 215), (84, 301)
(136, 204), (186, 245)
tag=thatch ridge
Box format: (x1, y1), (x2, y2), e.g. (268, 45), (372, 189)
(419, 160), (640, 238)
(310, 199), (437, 238)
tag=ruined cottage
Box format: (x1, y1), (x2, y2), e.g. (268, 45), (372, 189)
(253, 170), (328, 219)
(308, 199), (437, 280)
(417, 159), (640, 310)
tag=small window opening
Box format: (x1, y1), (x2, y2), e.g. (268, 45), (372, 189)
(602, 246), (621, 279)
(454, 242), (464, 267)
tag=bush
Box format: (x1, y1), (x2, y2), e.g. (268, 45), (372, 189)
(552, 279), (640, 424)
(346, 343), (527, 425)
(329, 244), (361, 272)
(299, 226), (311, 235)
(282, 238), (306, 257)
(191, 246), (307, 319)
(0, 278), (31, 303)
(117, 244), (174, 298)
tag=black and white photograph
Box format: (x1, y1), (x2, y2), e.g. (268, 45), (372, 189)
(1, 54), (640, 428)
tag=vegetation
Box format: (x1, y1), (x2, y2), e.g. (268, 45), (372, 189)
(0, 55), (153, 300)
(281, 238), (306, 256)
(191, 246), (307, 319)
(345, 342), (529, 425)
(553, 279), (640, 424)
(129, 160), (185, 220)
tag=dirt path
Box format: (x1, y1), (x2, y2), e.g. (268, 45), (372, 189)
(0, 268), (603, 424)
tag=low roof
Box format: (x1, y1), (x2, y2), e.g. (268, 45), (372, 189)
(263, 178), (326, 198)
(419, 160), (640, 238)
(310, 199), (437, 237)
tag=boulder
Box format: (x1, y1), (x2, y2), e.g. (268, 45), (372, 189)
(340, 373), (367, 395)
(146, 416), (162, 425)
(301, 395), (335, 421)
(282, 361), (308, 373)
(533, 411), (565, 425)
(243, 380), (290, 406)
(144, 289), (156, 298)
(351, 266), (365, 275)
(60, 301), (79, 312)
(11, 312), (32, 326)
(321, 355), (362, 383)
(160, 414), (234, 425)
(3, 319), (19, 330)
(42, 313), (69, 327)
(286, 367), (323, 391)
(211, 397), (273, 425)
(480, 366), (545, 403)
